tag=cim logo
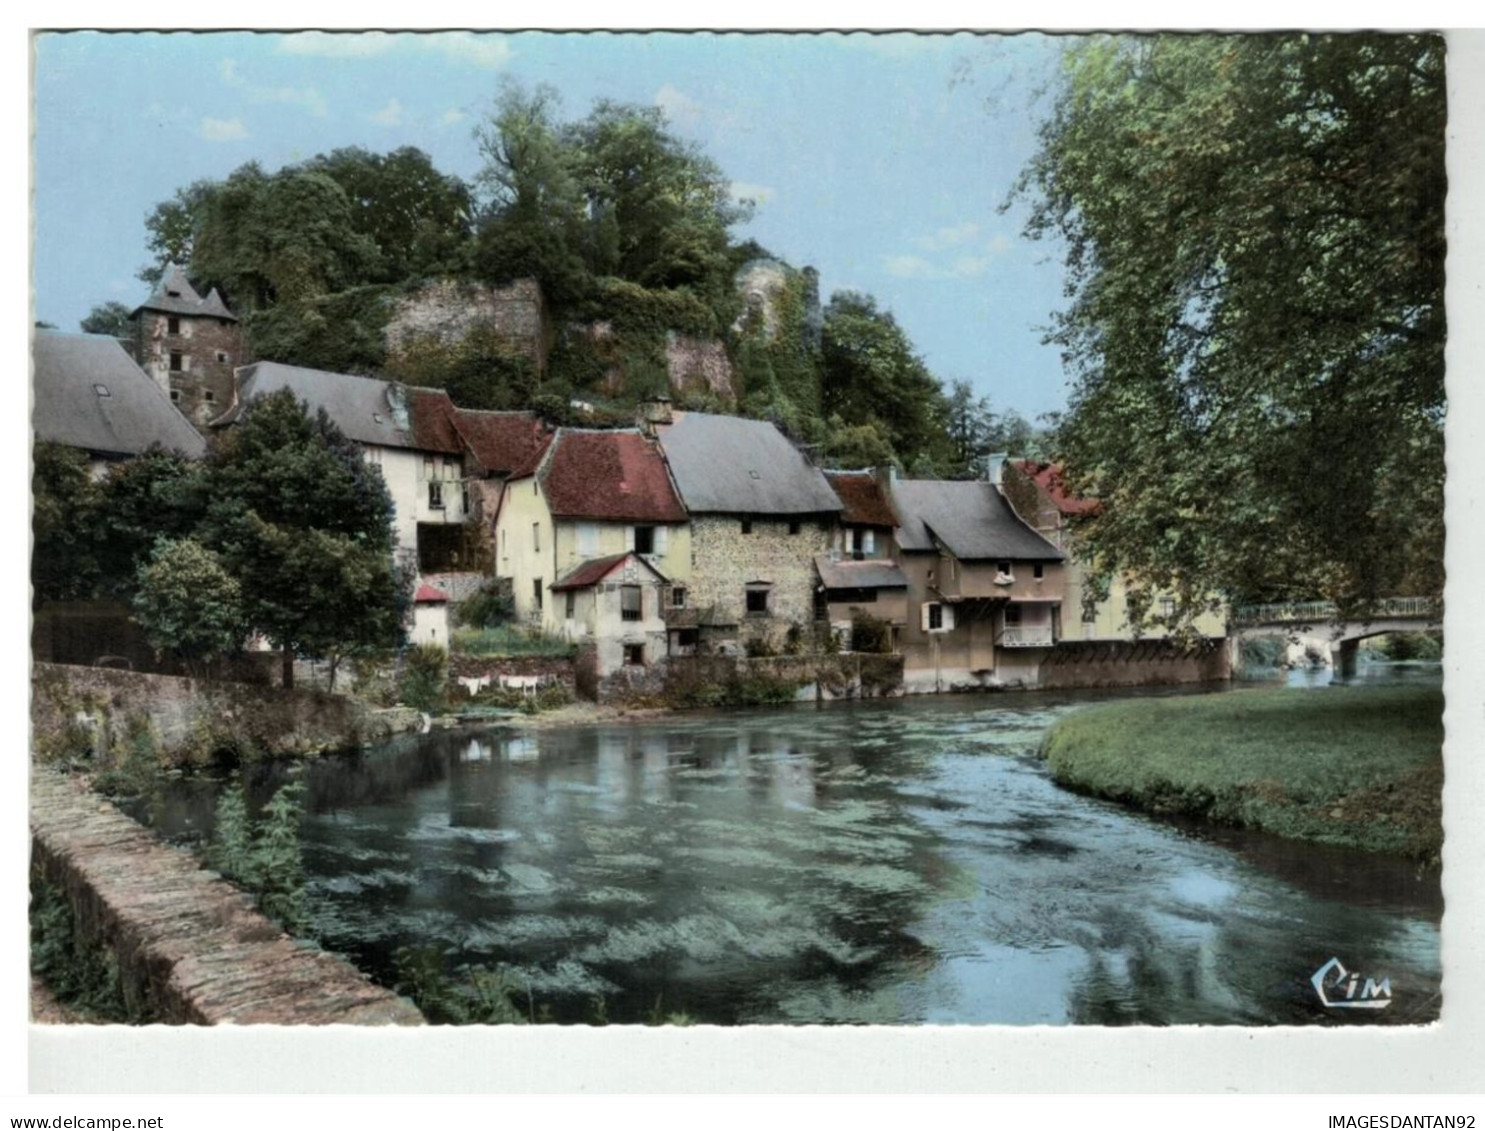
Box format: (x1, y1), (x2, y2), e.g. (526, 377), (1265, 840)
(1311, 956), (1393, 1010)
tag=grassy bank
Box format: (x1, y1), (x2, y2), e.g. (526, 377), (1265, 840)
(1041, 684), (1443, 860)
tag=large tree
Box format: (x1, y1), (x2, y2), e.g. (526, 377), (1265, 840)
(204, 389), (407, 686)
(1016, 33), (1445, 619)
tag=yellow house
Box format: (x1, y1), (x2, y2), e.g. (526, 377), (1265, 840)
(1002, 461), (1227, 640)
(492, 428), (691, 672)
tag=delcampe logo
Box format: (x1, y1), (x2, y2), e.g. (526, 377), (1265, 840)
(1311, 956), (1393, 1010)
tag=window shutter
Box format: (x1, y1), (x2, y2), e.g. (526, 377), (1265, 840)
(626, 525), (635, 552)
(921, 603), (933, 632)
(943, 604), (955, 631)
(864, 529), (875, 554)
(655, 525), (669, 555)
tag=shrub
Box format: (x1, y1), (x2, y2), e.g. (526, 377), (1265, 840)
(399, 643), (449, 711)
(456, 580), (515, 629)
(207, 779), (308, 933)
(849, 611), (893, 654)
(1380, 632), (1443, 662)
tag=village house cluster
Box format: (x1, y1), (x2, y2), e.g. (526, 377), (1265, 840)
(34, 266), (1224, 695)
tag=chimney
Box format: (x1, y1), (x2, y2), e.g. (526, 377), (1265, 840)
(637, 396), (673, 437)
(985, 452), (1008, 487)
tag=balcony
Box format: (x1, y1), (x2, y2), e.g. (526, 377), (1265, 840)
(997, 625), (1054, 648)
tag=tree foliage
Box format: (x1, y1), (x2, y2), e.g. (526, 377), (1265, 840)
(31, 442), (101, 606)
(1015, 33), (1445, 617)
(79, 301), (135, 342)
(132, 538), (247, 671)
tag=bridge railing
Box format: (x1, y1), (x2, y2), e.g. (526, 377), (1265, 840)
(1231, 597), (1441, 627)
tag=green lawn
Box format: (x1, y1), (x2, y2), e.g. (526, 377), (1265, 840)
(1040, 684), (1443, 859)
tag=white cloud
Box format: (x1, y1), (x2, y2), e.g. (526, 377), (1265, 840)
(730, 181), (777, 206)
(883, 255), (942, 280)
(371, 99), (405, 127)
(914, 222), (982, 253)
(200, 117), (248, 142)
(277, 31), (395, 58)
(421, 32), (511, 69)
(950, 255), (992, 278)
(655, 83), (703, 130)
(441, 108), (466, 126)
(219, 58), (327, 117)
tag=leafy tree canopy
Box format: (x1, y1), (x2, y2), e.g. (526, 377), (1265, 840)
(132, 538), (247, 673)
(79, 301), (135, 341)
(1014, 33), (1445, 616)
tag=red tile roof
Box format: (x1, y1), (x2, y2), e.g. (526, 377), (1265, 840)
(824, 470), (898, 527)
(452, 410), (553, 479)
(550, 552), (668, 591)
(1015, 460), (1101, 517)
(414, 584), (450, 603)
(541, 430), (688, 523)
(406, 387), (463, 455)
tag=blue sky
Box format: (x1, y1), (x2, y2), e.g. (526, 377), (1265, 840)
(33, 30), (1076, 420)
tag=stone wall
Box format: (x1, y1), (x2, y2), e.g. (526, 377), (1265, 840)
(385, 277), (551, 374)
(1037, 638), (1231, 690)
(30, 767), (421, 1025)
(32, 663), (378, 766)
(686, 514), (833, 650)
(666, 333), (735, 399)
(656, 653), (904, 703)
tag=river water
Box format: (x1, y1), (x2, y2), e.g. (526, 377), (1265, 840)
(130, 668), (1442, 1026)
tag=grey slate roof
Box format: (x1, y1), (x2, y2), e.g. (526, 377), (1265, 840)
(32, 331), (206, 459)
(132, 263), (237, 322)
(814, 555), (909, 590)
(223, 362), (426, 451)
(656, 411), (842, 516)
(892, 478), (1065, 561)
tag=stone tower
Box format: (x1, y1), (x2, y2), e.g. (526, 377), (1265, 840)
(130, 264), (244, 430)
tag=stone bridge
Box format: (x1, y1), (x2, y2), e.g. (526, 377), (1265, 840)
(1230, 597), (1442, 677)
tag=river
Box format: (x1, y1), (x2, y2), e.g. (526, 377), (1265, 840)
(128, 666), (1442, 1026)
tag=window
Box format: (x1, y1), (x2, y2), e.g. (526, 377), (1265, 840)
(672, 586), (687, 609)
(216, 350), (229, 364)
(167, 316), (180, 335)
(565, 591), (576, 620)
(423, 456), (434, 479)
(532, 523), (541, 552)
(462, 486), (470, 516)
(623, 643), (645, 666)
(169, 351), (183, 372)
(1159, 596), (1176, 618)
(1033, 563), (1044, 580)
(928, 603), (943, 631)
(621, 585), (642, 622)
(203, 390), (215, 403)
(848, 528), (876, 559)
(533, 579), (543, 610)
(633, 525), (655, 555)
(428, 481), (444, 510)
(746, 587), (770, 615)
(1004, 604), (1023, 626)
(501, 529), (508, 559)
(788, 521), (802, 536)
(997, 561), (1013, 577)
(576, 522), (599, 557)
(923, 602), (955, 633)
(741, 519), (752, 535)
(168, 389), (180, 402)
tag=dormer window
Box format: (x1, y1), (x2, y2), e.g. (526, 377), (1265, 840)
(94, 384), (110, 397)
(994, 561), (1014, 585)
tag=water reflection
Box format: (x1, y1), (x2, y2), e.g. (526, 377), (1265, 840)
(128, 675), (1442, 1026)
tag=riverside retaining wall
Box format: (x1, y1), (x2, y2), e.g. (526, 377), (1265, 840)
(32, 663), (381, 766)
(1037, 638), (1231, 690)
(30, 768), (422, 1025)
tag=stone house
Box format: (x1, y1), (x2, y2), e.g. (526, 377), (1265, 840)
(550, 551), (671, 676)
(128, 264), (244, 430)
(1002, 460), (1227, 641)
(890, 477), (1067, 691)
(654, 410), (842, 653)
(817, 470), (910, 650)
(216, 362), (470, 580)
(32, 329), (206, 477)
(410, 584), (451, 647)
(491, 428), (689, 672)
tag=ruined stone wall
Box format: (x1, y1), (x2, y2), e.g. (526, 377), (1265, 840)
(30, 767), (422, 1025)
(134, 311), (242, 430)
(31, 663), (377, 765)
(385, 278), (551, 374)
(686, 514), (833, 650)
(666, 333), (735, 399)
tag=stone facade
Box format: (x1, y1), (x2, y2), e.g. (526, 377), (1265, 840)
(133, 309), (242, 429)
(385, 277), (552, 375)
(685, 514), (833, 650)
(666, 333), (735, 399)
